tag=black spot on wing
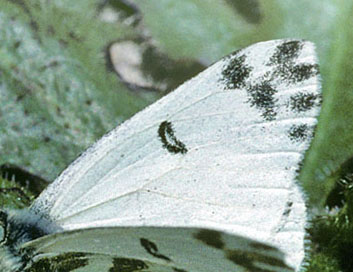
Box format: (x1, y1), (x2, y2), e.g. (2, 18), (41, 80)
(274, 63), (319, 84)
(219, 40), (320, 123)
(158, 121), (187, 154)
(269, 40), (303, 65)
(288, 124), (311, 143)
(289, 92), (321, 112)
(221, 53), (252, 90)
(247, 81), (278, 121)
(249, 241), (277, 251)
(140, 238), (172, 261)
(109, 258), (148, 272)
(226, 249), (292, 272)
(282, 201), (293, 217)
(25, 252), (90, 272)
(268, 40), (320, 84)
(193, 229), (225, 249)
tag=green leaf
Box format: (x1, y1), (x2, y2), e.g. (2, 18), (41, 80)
(0, 1), (151, 181)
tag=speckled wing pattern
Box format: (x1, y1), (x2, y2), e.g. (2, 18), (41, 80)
(30, 39), (321, 271)
(22, 227), (293, 271)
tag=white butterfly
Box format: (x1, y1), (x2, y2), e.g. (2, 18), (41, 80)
(0, 39), (321, 272)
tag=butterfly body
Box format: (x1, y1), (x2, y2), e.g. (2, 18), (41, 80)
(0, 39), (321, 271)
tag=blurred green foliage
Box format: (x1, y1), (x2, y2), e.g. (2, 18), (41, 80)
(0, 0), (151, 181)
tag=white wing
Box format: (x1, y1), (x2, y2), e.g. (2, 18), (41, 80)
(31, 39), (321, 270)
(22, 227), (294, 272)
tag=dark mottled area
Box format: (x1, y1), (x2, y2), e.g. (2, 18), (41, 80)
(10, 0), (31, 14)
(249, 242), (277, 251)
(0, 211), (7, 243)
(14, 40), (21, 49)
(326, 156), (353, 208)
(140, 238), (171, 261)
(173, 268), (188, 272)
(9, 0), (41, 42)
(338, 157), (353, 186)
(109, 258), (148, 272)
(268, 40), (319, 84)
(193, 229), (224, 249)
(39, 60), (60, 72)
(0, 163), (48, 196)
(269, 41), (303, 65)
(59, 39), (68, 47)
(0, 211), (51, 269)
(158, 121), (188, 154)
(288, 124), (310, 142)
(290, 92), (320, 112)
(24, 252), (90, 272)
(0, 187), (31, 205)
(282, 201), (293, 217)
(225, 0), (263, 24)
(275, 63), (319, 84)
(226, 249), (292, 272)
(219, 40), (320, 123)
(68, 31), (83, 42)
(247, 81), (277, 121)
(221, 53), (252, 90)
(47, 25), (55, 35)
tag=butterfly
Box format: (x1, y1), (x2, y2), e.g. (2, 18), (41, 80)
(0, 39), (321, 272)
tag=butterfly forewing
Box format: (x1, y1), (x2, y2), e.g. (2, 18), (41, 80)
(30, 39), (321, 270)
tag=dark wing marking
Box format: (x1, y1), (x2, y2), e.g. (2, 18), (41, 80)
(109, 258), (148, 272)
(247, 81), (278, 121)
(140, 238), (172, 261)
(268, 40), (303, 65)
(158, 121), (188, 154)
(289, 92), (321, 112)
(273, 63), (319, 84)
(23, 252), (90, 272)
(221, 53), (252, 89)
(194, 229), (293, 272)
(219, 40), (320, 122)
(287, 124), (311, 143)
(282, 201), (293, 217)
(226, 249), (292, 272)
(193, 229), (225, 250)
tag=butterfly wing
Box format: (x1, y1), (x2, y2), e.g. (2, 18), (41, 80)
(22, 227), (294, 272)
(30, 39), (321, 270)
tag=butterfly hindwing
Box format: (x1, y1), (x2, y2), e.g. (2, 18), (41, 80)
(22, 227), (294, 272)
(29, 39), (321, 270)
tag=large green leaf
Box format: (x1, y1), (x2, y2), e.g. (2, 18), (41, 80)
(0, 0), (150, 181)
